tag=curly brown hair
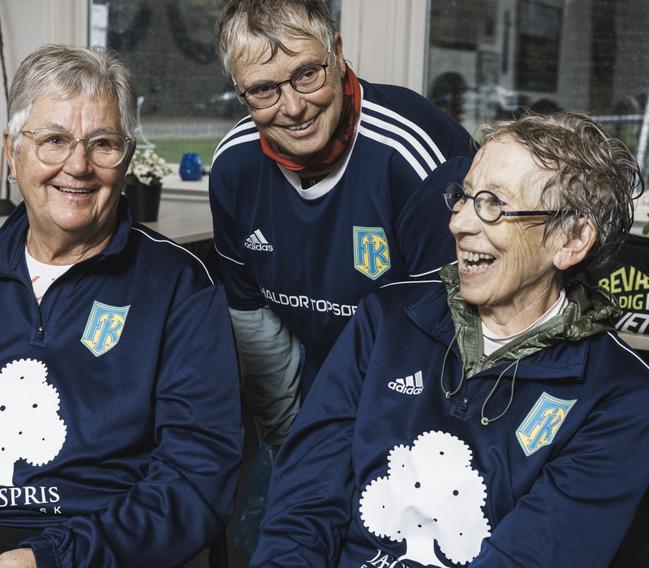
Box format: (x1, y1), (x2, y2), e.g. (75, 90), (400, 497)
(479, 112), (643, 270)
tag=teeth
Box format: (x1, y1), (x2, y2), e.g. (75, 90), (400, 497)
(460, 250), (495, 263)
(56, 186), (93, 194)
(288, 118), (315, 131)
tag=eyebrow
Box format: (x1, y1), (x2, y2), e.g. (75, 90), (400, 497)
(37, 122), (68, 131)
(37, 123), (123, 136)
(463, 178), (515, 202)
(244, 56), (325, 89)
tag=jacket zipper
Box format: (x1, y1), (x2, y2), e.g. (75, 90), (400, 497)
(31, 258), (93, 342)
(0, 271), (47, 340)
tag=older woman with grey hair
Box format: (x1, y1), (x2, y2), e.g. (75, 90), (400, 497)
(210, 0), (475, 456)
(0, 45), (242, 567)
(252, 112), (649, 568)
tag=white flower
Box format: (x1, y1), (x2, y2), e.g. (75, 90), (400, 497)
(126, 149), (173, 187)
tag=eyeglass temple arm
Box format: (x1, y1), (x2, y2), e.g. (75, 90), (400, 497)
(500, 210), (561, 217)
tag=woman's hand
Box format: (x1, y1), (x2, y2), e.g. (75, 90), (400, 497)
(0, 549), (36, 568)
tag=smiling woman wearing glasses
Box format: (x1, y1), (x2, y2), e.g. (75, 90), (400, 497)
(210, 0), (476, 467)
(6, 82), (134, 262)
(0, 45), (242, 567)
(252, 112), (649, 568)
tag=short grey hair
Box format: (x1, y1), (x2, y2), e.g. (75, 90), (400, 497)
(7, 44), (137, 150)
(479, 112), (643, 270)
(215, 0), (336, 77)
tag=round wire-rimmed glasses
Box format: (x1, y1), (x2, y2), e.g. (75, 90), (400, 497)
(443, 182), (563, 223)
(21, 128), (134, 169)
(236, 49), (331, 110)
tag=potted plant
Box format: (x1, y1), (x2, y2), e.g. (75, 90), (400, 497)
(124, 148), (173, 222)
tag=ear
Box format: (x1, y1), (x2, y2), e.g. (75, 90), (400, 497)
(333, 32), (346, 76)
(3, 129), (16, 180)
(552, 218), (597, 271)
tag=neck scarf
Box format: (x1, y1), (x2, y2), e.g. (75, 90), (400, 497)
(259, 67), (361, 178)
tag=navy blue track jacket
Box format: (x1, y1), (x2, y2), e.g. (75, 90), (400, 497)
(252, 276), (649, 567)
(0, 199), (242, 567)
(210, 79), (475, 389)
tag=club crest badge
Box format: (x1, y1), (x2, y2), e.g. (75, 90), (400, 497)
(353, 226), (391, 280)
(516, 392), (576, 457)
(80, 301), (130, 357)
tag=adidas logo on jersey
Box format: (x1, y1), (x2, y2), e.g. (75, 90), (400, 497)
(388, 370), (424, 395)
(244, 229), (274, 252)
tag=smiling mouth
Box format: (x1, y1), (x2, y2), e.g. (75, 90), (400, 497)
(286, 116), (317, 131)
(53, 185), (96, 195)
(459, 250), (496, 272)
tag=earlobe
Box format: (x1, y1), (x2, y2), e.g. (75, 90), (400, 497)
(552, 219), (597, 271)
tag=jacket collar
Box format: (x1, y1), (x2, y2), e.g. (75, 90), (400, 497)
(404, 264), (618, 381)
(0, 196), (134, 277)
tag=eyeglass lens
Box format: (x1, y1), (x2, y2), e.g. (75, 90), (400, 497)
(29, 129), (129, 168)
(244, 63), (328, 109)
(444, 184), (503, 222)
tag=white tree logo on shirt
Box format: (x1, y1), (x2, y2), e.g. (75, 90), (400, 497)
(0, 359), (67, 486)
(359, 431), (491, 567)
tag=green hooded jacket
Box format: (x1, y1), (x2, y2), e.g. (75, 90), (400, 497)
(440, 263), (620, 378)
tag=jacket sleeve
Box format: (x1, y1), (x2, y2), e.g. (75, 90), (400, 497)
(471, 384), (649, 568)
(250, 298), (378, 567)
(209, 157), (266, 311)
(229, 306), (302, 446)
(25, 285), (243, 568)
(210, 157), (302, 445)
(395, 155), (472, 277)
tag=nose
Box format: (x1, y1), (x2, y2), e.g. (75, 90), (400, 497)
(63, 140), (93, 176)
(278, 85), (307, 117)
(449, 196), (482, 238)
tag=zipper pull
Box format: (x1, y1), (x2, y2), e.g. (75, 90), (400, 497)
(36, 326), (44, 340)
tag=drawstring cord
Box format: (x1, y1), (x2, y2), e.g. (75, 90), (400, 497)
(440, 330), (521, 426)
(480, 358), (521, 426)
(439, 329), (463, 399)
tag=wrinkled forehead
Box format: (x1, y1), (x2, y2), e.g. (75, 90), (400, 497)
(467, 135), (556, 205)
(23, 89), (121, 133)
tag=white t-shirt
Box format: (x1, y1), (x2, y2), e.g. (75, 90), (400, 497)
(482, 289), (569, 356)
(25, 248), (73, 303)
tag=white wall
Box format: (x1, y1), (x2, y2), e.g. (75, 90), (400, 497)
(0, 0), (87, 199)
(340, 0), (428, 94)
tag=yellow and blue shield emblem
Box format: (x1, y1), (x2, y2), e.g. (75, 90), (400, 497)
(80, 301), (130, 357)
(353, 226), (391, 280)
(516, 392), (576, 456)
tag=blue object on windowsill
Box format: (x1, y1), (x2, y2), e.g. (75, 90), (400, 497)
(179, 152), (203, 181)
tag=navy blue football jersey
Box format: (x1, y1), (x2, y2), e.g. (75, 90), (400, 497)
(210, 79), (474, 387)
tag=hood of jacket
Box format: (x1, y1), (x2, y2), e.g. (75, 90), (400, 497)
(439, 263), (620, 376)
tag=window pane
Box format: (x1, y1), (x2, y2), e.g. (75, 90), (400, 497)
(426, 0), (649, 167)
(90, 0), (241, 165)
(90, 0), (341, 165)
